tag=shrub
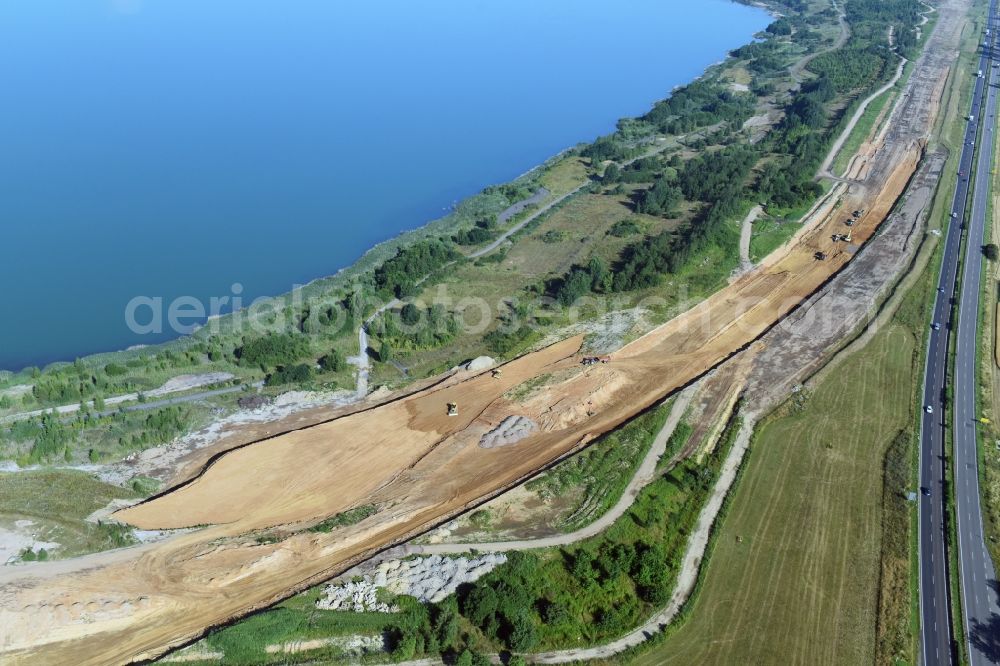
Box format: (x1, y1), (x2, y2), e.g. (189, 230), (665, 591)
(265, 364), (314, 387)
(374, 240), (459, 298)
(608, 219), (641, 237)
(319, 349), (346, 372)
(237, 333), (310, 369)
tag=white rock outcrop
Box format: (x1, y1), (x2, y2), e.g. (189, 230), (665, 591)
(465, 356), (495, 372)
(316, 553), (506, 612)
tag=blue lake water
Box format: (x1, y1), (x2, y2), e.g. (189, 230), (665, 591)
(0, 0), (769, 372)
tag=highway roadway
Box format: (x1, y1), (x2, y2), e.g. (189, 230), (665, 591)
(953, 9), (1000, 663)
(920, 4), (1000, 664)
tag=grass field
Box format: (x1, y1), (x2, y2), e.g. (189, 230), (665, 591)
(631, 319), (919, 665)
(0, 470), (139, 559)
(748, 216), (801, 262)
(202, 586), (390, 664)
(983, 64), (1000, 568)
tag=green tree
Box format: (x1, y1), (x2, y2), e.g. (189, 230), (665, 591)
(462, 584), (500, 626)
(320, 349), (346, 372)
(766, 18), (792, 34)
(104, 363), (128, 376)
(636, 178), (683, 216)
(237, 333), (310, 370)
(570, 552), (599, 587)
(587, 256), (608, 291)
(347, 289), (365, 319)
(505, 610), (538, 652)
(392, 635), (416, 660)
(634, 542), (670, 605)
(602, 162), (622, 183)
(541, 599), (571, 625)
(374, 241), (458, 298)
(556, 268), (592, 306)
(266, 364), (314, 387)
(433, 598), (461, 650)
(401, 303), (422, 326)
(984, 243), (999, 261)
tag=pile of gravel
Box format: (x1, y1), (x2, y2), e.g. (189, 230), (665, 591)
(317, 553), (507, 612)
(479, 415), (537, 449)
(237, 395), (274, 410)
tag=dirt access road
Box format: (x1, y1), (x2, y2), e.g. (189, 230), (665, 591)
(0, 4), (955, 661)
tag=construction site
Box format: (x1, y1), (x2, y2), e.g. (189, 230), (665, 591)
(0, 0), (971, 662)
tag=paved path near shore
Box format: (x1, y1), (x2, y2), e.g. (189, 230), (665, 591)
(91, 382), (263, 419)
(349, 186), (570, 396)
(0, 373), (241, 425)
(736, 205), (764, 274)
(790, 0), (849, 83)
(468, 186), (576, 259)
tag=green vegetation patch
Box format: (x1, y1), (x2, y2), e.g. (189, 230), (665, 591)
(206, 604), (391, 665)
(0, 470), (139, 559)
(0, 403), (199, 466)
(374, 240), (460, 299)
(876, 430), (916, 665)
(607, 219), (643, 237)
(808, 46), (889, 93)
(309, 505), (379, 533)
(238, 333), (311, 370)
(749, 216), (801, 261)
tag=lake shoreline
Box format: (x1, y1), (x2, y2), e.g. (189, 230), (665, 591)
(0, 0), (774, 377)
